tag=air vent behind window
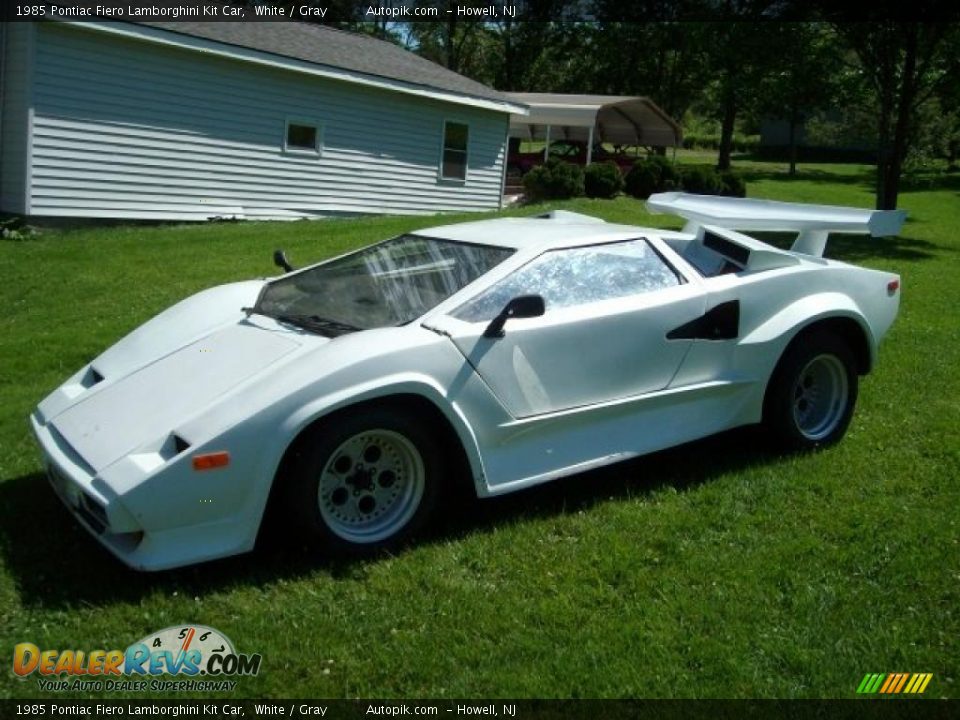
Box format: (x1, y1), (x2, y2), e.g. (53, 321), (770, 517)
(703, 230), (750, 267)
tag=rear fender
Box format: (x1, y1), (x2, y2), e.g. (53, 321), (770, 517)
(741, 292), (876, 371)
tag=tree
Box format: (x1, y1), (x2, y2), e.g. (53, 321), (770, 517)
(753, 23), (843, 175)
(492, 1), (579, 91)
(701, 4), (786, 172)
(830, 17), (959, 209)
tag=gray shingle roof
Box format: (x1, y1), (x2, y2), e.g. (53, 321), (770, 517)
(141, 21), (513, 106)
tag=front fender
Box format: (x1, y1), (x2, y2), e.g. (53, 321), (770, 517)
(258, 373), (490, 503)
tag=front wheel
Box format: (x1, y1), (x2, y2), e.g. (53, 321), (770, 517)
(286, 407), (442, 555)
(764, 331), (859, 451)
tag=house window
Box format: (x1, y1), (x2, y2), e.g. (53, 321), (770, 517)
(285, 120), (321, 154)
(440, 121), (469, 181)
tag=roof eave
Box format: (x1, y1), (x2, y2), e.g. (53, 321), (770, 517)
(56, 20), (528, 115)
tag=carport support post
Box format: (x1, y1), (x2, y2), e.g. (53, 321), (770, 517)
(544, 125), (551, 161)
(586, 125), (594, 165)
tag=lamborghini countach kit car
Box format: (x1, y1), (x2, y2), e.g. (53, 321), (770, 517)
(31, 193), (905, 570)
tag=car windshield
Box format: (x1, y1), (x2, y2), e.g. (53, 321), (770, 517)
(254, 234), (513, 331)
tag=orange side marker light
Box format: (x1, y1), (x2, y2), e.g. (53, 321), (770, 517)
(192, 451), (230, 471)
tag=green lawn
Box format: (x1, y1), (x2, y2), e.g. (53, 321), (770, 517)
(1, 161), (957, 699)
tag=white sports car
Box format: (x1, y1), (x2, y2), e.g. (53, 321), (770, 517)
(31, 193), (905, 570)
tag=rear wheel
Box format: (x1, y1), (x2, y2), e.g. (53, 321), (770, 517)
(764, 331), (859, 451)
(287, 407), (441, 555)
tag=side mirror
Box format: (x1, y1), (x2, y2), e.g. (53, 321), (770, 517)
(483, 295), (546, 338)
(273, 249), (295, 273)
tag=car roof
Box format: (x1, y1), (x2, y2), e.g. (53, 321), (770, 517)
(414, 214), (653, 250)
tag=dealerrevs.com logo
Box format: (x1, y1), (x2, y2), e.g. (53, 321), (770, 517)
(12, 625), (261, 692)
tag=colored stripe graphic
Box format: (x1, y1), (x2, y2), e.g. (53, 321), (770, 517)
(857, 673), (885, 694)
(858, 672), (932, 694)
(893, 673), (909, 693)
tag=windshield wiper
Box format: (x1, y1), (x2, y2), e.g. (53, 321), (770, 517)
(243, 308), (360, 337)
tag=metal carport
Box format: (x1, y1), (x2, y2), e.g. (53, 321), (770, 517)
(504, 93), (682, 164)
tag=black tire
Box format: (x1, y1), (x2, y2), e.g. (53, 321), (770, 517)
(285, 406), (442, 556)
(763, 330), (859, 451)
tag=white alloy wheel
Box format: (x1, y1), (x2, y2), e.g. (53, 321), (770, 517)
(792, 354), (850, 441)
(317, 429), (426, 544)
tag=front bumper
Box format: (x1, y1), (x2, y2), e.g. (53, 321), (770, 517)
(31, 412), (145, 564)
(31, 413), (261, 571)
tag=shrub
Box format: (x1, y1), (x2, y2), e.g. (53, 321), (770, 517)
(647, 155), (681, 189)
(0, 215), (39, 241)
(624, 156), (680, 199)
(624, 162), (660, 199)
(681, 133), (760, 153)
(522, 158), (585, 201)
(583, 161), (624, 199)
(624, 158), (748, 199)
(679, 166), (724, 195)
(718, 170), (747, 197)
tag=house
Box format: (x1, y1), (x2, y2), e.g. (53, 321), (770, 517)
(0, 21), (526, 221)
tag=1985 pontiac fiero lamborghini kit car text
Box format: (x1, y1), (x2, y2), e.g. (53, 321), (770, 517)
(32, 193), (905, 570)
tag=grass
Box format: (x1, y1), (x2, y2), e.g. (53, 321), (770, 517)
(1, 160), (957, 699)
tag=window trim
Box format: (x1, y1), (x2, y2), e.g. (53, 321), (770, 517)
(450, 238), (687, 324)
(438, 119), (469, 183)
(284, 117), (323, 156)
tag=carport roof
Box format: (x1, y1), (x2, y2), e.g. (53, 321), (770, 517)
(505, 93), (682, 147)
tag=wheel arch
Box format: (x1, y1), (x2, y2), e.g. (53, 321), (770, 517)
(743, 292), (876, 375)
(761, 314), (871, 420)
(793, 316), (872, 376)
(256, 385), (482, 541)
(760, 315), (865, 449)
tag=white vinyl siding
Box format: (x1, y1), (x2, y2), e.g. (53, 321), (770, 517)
(0, 23), (32, 214)
(27, 23), (509, 220)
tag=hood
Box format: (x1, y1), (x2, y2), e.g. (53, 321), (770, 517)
(49, 322), (302, 472)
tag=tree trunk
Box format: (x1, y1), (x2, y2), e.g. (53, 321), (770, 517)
(877, 25), (919, 210)
(788, 103), (799, 176)
(717, 89), (736, 171)
(446, 19), (459, 73)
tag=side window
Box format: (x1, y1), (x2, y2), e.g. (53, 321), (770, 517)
(285, 119), (321, 155)
(440, 121), (469, 181)
(452, 240), (681, 323)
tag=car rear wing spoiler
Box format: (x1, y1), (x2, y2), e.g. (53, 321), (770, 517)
(646, 192), (906, 257)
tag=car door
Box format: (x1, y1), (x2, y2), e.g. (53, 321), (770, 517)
(429, 239), (707, 418)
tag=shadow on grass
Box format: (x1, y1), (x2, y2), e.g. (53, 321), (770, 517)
(0, 426), (780, 610)
(736, 166), (877, 189)
(826, 234), (944, 263)
(752, 231), (941, 263)
(899, 170), (960, 194)
(734, 159), (960, 196)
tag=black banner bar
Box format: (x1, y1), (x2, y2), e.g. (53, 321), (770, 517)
(3, 1), (960, 24)
(2, 700), (959, 720)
